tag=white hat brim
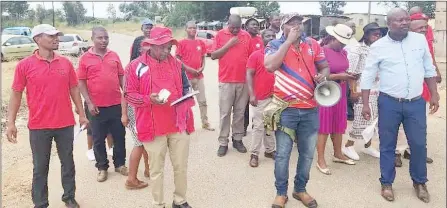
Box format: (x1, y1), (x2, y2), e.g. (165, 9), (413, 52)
(43, 29), (64, 36)
(325, 26), (357, 45)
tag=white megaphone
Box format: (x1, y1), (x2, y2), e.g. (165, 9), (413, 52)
(314, 80), (342, 107)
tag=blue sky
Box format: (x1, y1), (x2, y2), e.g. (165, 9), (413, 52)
(29, 1), (390, 19)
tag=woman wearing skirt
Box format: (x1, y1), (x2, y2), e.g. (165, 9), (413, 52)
(342, 23), (384, 161)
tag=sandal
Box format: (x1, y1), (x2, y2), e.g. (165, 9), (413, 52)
(271, 195), (288, 208)
(292, 192), (318, 208)
(202, 123), (215, 131)
(125, 180), (148, 190)
(316, 163), (331, 175)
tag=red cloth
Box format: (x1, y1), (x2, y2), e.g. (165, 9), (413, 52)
(246, 50), (274, 100)
(249, 35), (264, 56)
(410, 13), (429, 21)
(12, 51), (78, 129)
(124, 53), (195, 143)
(213, 28), (251, 83)
(176, 39), (206, 79)
(422, 82), (431, 102)
(77, 48), (125, 107)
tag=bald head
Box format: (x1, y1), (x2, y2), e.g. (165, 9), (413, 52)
(92, 26), (107, 37)
(228, 14), (242, 25)
(409, 6), (422, 15)
(386, 8), (410, 39)
(228, 14), (242, 35)
(91, 26), (109, 49)
(185, 21), (196, 28)
(387, 8), (408, 23)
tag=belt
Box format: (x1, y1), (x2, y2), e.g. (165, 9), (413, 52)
(380, 92), (421, 103)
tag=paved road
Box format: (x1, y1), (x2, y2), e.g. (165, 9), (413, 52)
(6, 31), (446, 208)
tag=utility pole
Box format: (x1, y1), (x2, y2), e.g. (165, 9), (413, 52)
(367, 1), (372, 24)
(92, 2), (95, 19)
(52, 1), (55, 26)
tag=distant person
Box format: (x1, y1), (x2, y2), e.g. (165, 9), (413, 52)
(211, 14), (251, 157)
(125, 26), (195, 208)
(176, 21), (215, 131)
(246, 29), (276, 167)
(269, 14), (281, 36)
(6, 24), (88, 208)
(130, 18), (153, 61)
(361, 8), (439, 203)
(78, 27), (128, 182)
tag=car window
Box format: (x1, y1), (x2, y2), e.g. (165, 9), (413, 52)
(3, 29), (22, 35)
(197, 32), (207, 39)
(19, 37), (33, 44)
(5, 37), (21, 46)
(59, 36), (75, 42)
(76, 35), (82, 41)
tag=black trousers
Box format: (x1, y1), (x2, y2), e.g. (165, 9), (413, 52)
(88, 104), (126, 170)
(29, 126), (75, 208)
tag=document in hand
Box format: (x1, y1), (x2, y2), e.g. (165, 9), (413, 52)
(171, 91), (200, 106)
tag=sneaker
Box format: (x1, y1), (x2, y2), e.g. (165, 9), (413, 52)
(97, 170), (108, 182)
(64, 199), (80, 208)
(217, 145), (228, 157)
(249, 154), (259, 167)
(115, 166), (129, 176)
(363, 146), (380, 158)
(342, 146), (360, 161)
(232, 140), (247, 153)
(107, 147), (114, 157)
(86, 149), (95, 161)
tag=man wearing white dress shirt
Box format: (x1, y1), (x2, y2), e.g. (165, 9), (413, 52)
(360, 8), (439, 203)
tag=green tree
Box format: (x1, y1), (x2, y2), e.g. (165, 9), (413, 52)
(248, 1), (280, 19)
(1, 1), (29, 19)
(378, 1), (436, 18)
(35, 4), (47, 24)
(62, 2), (87, 26)
(106, 3), (117, 22)
(319, 1), (347, 15)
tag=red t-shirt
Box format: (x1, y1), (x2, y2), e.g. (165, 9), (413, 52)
(213, 28), (251, 83)
(176, 39), (206, 80)
(249, 35), (264, 56)
(422, 25), (434, 102)
(12, 51), (78, 130)
(77, 48), (125, 107)
(246, 50), (275, 100)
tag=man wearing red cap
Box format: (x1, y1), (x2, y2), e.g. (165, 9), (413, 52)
(211, 14), (251, 157)
(125, 26), (194, 208)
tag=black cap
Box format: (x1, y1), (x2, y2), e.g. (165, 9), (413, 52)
(359, 22), (386, 42)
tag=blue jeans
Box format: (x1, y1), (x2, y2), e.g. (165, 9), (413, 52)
(274, 107), (319, 196)
(378, 93), (428, 185)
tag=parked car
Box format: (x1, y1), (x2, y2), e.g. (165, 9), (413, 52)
(1, 35), (37, 62)
(2, 27), (32, 37)
(195, 30), (216, 56)
(57, 34), (90, 56)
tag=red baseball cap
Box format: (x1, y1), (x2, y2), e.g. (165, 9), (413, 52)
(142, 26), (177, 46)
(410, 13), (429, 21)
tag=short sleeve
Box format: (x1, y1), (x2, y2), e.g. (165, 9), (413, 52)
(11, 61), (27, 92)
(312, 39), (326, 64)
(115, 54), (125, 76)
(77, 56), (88, 80)
(246, 52), (258, 70)
(212, 32), (222, 51)
(200, 40), (207, 56)
(265, 40), (279, 56)
(175, 41), (184, 57)
(68, 61), (79, 88)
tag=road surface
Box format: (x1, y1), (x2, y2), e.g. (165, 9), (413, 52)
(2, 31), (446, 208)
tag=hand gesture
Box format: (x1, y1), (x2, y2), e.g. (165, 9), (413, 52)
(79, 116), (89, 129)
(286, 26), (300, 43)
(314, 73), (327, 83)
(6, 123), (18, 143)
(228, 37), (239, 47)
(362, 105), (371, 121)
(429, 92), (440, 114)
(87, 103), (99, 116)
(249, 96), (258, 107)
(150, 93), (166, 105)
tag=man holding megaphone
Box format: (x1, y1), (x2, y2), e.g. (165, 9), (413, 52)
(264, 13), (329, 208)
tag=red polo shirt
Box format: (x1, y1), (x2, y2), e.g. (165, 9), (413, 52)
(77, 48), (124, 107)
(12, 51), (78, 130)
(246, 49), (274, 100)
(249, 35), (264, 56)
(176, 38), (206, 80)
(213, 28), (251, 83)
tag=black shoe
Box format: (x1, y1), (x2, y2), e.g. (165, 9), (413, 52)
(395, 153), (402, 167)
(232, 140), (247, 153)
(217, 145), (228, 157)
(265, 151), (276, 160)
(172, 202), (192, 208)
(64, 199), (80, 208)
(403, 149), (434, 164)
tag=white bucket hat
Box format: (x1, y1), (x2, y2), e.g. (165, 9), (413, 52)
(325, 24), (357, 45)
(31, 24), (63, 39)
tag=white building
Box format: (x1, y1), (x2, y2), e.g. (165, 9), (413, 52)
(344, 13), (387, 27)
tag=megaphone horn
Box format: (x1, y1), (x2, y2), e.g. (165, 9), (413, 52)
(314, 80), (342, 107)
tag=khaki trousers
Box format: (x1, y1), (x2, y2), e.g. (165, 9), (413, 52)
(190, 78), (208, 125)
(143, 133), (190, 208)
(249, 98), (276, 155)
(218, 83), (249, 145)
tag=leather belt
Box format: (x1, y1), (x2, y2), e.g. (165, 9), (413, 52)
(380, 92), (421, 103)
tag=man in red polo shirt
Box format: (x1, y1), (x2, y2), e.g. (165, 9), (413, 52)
(78, 27), (127, 182)
(125, 26), (194, 208)
(211, 14), (251, 157)
(176, 20), (215, 131)
(6, 24), (88, 208)
(247, 29), (276, 167)
(243, 17), (263, 136)
(264, 14), (329, 208)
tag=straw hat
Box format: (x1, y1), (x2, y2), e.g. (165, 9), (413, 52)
(325, 24), (357, 45)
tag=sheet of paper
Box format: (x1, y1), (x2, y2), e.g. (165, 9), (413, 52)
(170, 91), (200, 106)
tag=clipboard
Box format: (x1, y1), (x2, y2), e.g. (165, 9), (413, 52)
(170, 91), (200, 106)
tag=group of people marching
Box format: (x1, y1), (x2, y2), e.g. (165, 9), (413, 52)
(5, 5), (441, 208)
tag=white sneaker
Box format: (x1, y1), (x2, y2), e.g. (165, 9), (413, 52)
(342, 146), (360, 161)
(86, 149), (95, 161)
(107, 147), (114, 157)
(363, 146), (380, 158)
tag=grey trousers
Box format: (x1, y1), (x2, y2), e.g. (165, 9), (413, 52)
(29, 126), (76, 208)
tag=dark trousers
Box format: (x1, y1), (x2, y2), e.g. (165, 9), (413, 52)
(89, 104), (126, 170)
(244, 102), (250, 132)
(30, 126), (75, 208)
(378, 93), (428, 185)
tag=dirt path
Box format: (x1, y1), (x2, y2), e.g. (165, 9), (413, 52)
(2, 32), (446, 208)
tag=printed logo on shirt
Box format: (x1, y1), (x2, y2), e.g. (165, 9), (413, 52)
(57, 68), (66, 76)
(256, 43), (261, 48)
(197, 46), (201, 51)
(308, 48), (314, 56)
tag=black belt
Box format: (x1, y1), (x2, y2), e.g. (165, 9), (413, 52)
(380, 92), (421, 103)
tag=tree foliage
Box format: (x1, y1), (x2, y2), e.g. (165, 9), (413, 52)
(106, 3), (117, 22)
(1, 1), (30, 19)
(248, 1), (280, 19)
(378, 1), (436, 18)
(319, 1), (347, 15)
(62, 2), (87, 26)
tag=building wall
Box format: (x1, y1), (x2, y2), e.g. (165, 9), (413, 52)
(345, 13), (387, 28)
(435, 1), (446, 79)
